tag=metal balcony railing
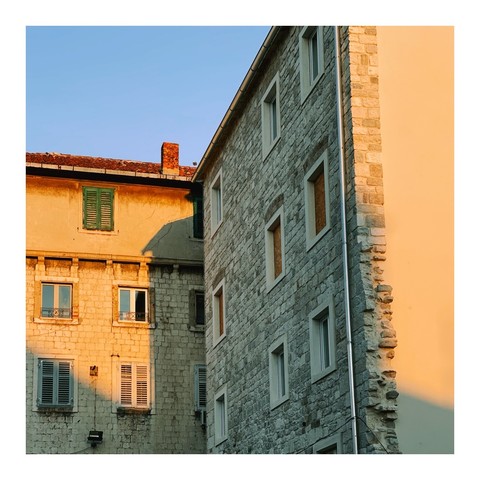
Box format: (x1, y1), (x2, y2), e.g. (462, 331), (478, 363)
(119, 311), (147, 322)
(41, 308), (72, 319)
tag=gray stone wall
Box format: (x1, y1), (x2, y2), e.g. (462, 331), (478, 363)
(202, 26), (398, 453)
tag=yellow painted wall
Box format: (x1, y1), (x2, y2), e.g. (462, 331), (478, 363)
(377, 26), (454, 453)
(26, 175), (202, 262)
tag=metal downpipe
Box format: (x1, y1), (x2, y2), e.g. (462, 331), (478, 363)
(334, 25), (359, 454)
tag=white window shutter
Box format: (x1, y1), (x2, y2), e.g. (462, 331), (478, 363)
(135, 364), (149, 406)
(120, 364), (133, 406)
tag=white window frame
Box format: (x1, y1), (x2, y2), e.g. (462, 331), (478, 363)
(33, 354), (78, 412)
(309, 296), (336, 383)
(112, 358), (154, 412)
(34, 274), (79, 325)
(210, 169), (223, 236)
(313, 433), (342, 453)
(304, 150), (330, 251)
(265, 207), (286, 292)
(118, 287), (149, 323)
(214, 385), (228, 445)
(40, 282), (72, 319)
(261, 73), (281, 158)
(269, 334), (289, 410)
(212, 279), (226, 346)
(299, 26), (324, 103)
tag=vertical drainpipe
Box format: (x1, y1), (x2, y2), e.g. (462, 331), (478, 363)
(334, 25), (359, 454)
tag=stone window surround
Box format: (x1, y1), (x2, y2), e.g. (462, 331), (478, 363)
(32, 353), (79, 413)
(265, 206), (286, 292)
(214, 384), (228, 446)
(111, 356), (155, 414)
(313, 432), (343, 454)
(210, 168), (223, 237)
(309, 295), (337, 384)
(268, 333), (290, 410)
(212, 279), (226, 347)
(261, 72), (281, 159)
(304, 150), (331, 251)
(112, 280), (154, 328)
(189, 287), (206, 332)
(299, 26), (325, 104)
(34, 275), (80, 325)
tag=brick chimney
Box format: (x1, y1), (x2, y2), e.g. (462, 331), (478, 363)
(161, 142), (180, 175)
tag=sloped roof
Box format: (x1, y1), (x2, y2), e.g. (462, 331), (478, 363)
(26, 152), (196, 179)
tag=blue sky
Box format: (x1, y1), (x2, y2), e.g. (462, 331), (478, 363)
(26, 26), (270, 166)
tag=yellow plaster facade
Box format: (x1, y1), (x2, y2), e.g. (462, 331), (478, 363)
(377, 26), (454, 453)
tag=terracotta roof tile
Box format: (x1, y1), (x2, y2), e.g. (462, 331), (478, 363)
(26, 152), (196, 179)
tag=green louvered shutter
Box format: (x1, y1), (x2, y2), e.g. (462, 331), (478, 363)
(99, 188), (114, 230)
(83, 187), (114, 231)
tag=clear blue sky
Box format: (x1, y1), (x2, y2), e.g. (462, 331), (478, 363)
(26, 26), (270, 166)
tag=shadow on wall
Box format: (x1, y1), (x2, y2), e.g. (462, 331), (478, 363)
(397, 391), (454, 454)
(141, 216), (203, 263)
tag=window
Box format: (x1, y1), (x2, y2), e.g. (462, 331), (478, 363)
(82, 186), (114, 231)
(214, 386), (228, 445)
(305, 151), (330, 250)
(195, 291), (205, 325)
(34, 274), (79, 324)
(313, 433), (342, 454)
(309, 297), (336, 383)
(35, 357), (76, 411)
(118, 362), (151, 409)
(265, 207), (285, 291)
(212, 280), (226, 345)
(269, 335), (289, 409)
(193, 194), (204, 239)
(119, 287), (148, 322)
(299, 26), (324, 102)
(261, 73), (281, 158)
(194, 364), (207, 412)
(41, 283), (72, 319)
(210, 169), (223, 234)
(189, 289), (205, 330)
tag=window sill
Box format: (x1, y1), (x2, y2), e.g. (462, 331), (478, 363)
(116, 407), (152, 416)
(112, 320), (155, 329)
(306, 225), (331, 252)
(270, 395), (289, 411)
(311, 364), (336, 384)
(215, 436), (228, 447)
(210, 219), (224, 239)
(36, 405), (74, 413)
(266, 271), (286, 293)
(300, 72), (323, 105)
(262, 135), (281, 161)
(34, 317), (79, 325)
(189, 325), (205, 333)
(213, 333), (226, 348)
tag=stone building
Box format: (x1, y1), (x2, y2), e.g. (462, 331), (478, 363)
(193, 26), (400, 454)
(26, 143), (206, 454)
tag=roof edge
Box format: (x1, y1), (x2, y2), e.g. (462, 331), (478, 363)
(193, 26), (284, 182)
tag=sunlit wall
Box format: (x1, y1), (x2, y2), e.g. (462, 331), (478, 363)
(377, 26), (454, 453)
